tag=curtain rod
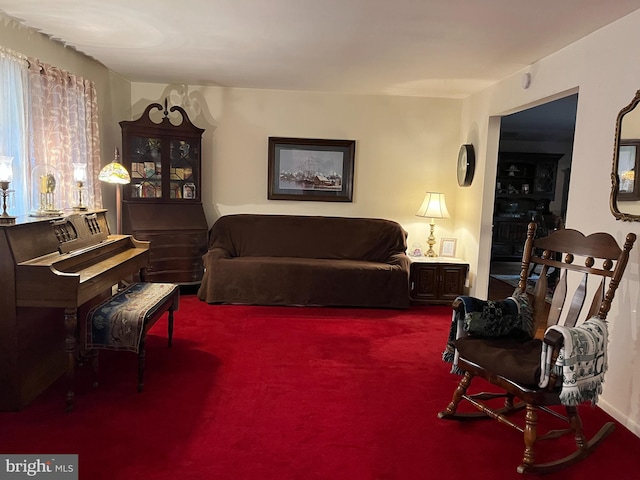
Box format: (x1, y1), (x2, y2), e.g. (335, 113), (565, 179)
(0, 45), (28, 66)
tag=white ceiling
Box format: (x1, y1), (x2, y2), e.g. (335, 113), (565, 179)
(2, 0), (640, 98)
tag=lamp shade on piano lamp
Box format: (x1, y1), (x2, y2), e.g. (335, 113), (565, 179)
(0, 156), (14, 182)
(99, 148), (130, 234)
(415, 192), (450, 257)
(0, 156), (16, 225)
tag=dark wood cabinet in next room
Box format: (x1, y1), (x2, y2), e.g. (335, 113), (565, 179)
(492, 152), (562, 261)
(120, 101), (208, 284)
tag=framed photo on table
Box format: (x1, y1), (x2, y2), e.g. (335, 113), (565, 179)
(267, 137), (355, 202)
(440, 237), (457, 258)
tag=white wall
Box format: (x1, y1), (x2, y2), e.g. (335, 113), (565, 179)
(461, 10), (640, 435)
(130, 83), (463, 254)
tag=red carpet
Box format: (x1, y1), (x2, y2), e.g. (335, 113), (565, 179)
(1, 295), (639, 479)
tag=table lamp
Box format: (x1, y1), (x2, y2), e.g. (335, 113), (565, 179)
(415, 191), (450, 257)
(0, 156), (16, 225)
(72, 162), (88, 211)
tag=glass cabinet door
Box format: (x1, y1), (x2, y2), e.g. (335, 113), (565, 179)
(129, 136), (163, 199)
(169, 138), (199, 200)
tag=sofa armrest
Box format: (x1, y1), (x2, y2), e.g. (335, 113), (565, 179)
(204, 246), (233, 260)
(387, 252), (411, 271)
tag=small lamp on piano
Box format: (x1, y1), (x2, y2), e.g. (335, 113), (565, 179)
(415, 191), (450, 257)
(72, 162), (88, 211)
(98, 148), (130, 234)
(0, 156), (16, 225)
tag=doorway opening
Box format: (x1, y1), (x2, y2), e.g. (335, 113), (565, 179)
(488, 93), (578, 298)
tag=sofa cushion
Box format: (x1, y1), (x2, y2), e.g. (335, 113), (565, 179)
(205, 256), (410, 308)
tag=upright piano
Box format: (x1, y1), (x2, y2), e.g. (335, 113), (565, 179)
(0, 210), (149, 411)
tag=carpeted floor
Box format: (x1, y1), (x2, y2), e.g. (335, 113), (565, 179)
(1, 295), (639, 479)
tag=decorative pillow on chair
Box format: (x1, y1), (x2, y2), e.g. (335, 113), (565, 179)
(459, 291), (533, 338)
(443, 290), (534, 374)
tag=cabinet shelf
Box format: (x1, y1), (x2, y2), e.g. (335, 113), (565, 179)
(495, 193), (550, 199)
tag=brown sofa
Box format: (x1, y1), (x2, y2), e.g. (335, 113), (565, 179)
(197, 214), (410, 308)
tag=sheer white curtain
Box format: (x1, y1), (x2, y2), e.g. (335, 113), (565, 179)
(0, 47), (29, 217)
(28, 57), (102, 212)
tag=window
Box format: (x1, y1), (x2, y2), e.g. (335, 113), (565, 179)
(0, 46), (102, 218)
(0, 47), (29, 217)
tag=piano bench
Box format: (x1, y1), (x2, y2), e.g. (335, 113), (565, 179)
(86, 282), (180, 393)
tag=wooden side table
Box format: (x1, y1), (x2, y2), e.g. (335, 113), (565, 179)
(409, 256), (469, 305)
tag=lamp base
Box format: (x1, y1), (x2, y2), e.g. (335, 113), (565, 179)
(425, 220), (438, 257)
(424, 246), (437, 257)
(30, 209), (64, 218)
(73, 205), (88, 211)
(1, 182), (15, 224)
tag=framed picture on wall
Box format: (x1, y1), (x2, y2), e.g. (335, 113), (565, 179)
(440, 238), (457, 258)
(267, 137), (355, 202)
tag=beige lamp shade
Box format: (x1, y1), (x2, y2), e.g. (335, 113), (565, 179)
(415, 192), (450, 219)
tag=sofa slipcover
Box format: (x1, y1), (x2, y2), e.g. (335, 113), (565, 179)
(197, 214), (410, 308)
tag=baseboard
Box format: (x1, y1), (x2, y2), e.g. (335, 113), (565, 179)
(598, 398), (640, 437)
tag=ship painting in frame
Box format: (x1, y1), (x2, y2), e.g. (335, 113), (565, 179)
(267, 137), (355, 202)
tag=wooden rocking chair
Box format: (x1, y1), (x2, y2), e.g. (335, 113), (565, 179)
(438, 222), (636, 474)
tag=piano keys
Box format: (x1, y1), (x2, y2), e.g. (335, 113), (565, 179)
(0, 210), (149, 411)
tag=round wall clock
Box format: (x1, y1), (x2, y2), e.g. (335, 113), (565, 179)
(457, 144), (476, 187)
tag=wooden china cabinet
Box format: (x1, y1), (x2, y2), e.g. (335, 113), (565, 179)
(120, 101), (208, 284)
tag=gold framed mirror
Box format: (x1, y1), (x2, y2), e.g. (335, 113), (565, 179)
(611, 89), (640, 220)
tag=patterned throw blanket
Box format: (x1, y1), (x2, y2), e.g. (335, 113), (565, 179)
(443, 291), (534, 374)
(539, 316), (608, 406)
(86, 282), (177, 353)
